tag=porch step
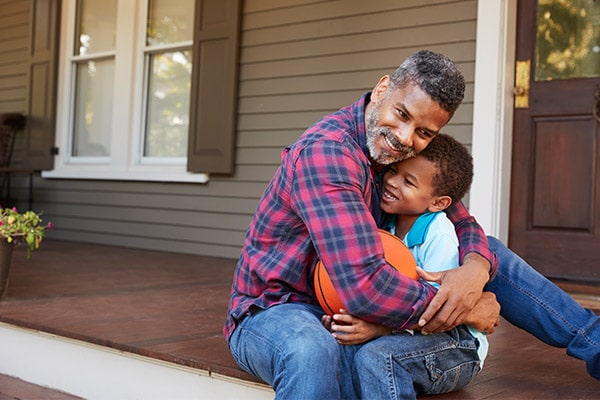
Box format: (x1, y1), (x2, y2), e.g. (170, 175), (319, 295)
(0, 322), (274, 400)
(554, 279), (600, 311)
(0, 373), (84, 400)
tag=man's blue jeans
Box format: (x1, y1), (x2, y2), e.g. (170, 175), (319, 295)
(229, 303), (480, 399)
(229, 303), (345, 399)
(487, 236), (600, 379)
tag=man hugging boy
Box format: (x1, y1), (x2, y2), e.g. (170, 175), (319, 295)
(325, 133), (495, 398)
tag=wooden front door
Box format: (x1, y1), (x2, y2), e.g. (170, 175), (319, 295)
(509, 0), (600, 282)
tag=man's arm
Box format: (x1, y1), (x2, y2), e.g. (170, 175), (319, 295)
(447, 201), (497, 277)
(463, 292), (501, 334)
(293, 139), (436, 329)
(418, 202), (497, 333)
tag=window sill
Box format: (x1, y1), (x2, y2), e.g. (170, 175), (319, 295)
(41, 167), (209, 183)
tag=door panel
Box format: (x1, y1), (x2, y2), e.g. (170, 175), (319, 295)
(509, 0), (600, 282)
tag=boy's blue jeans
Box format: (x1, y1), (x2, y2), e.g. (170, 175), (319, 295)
(228, 238), (600, 399)
(342, 325), (481, 399)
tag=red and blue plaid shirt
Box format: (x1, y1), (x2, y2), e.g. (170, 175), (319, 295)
(224, 92), (497, 341)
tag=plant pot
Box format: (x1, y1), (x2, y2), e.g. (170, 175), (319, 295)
(0, 239), (15, 299)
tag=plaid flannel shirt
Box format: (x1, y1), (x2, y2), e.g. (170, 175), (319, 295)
(224, 92), (497, 341)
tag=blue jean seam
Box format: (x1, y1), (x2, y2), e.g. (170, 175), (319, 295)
(496, 268), (579, 335)
(384, 353), (399, 400)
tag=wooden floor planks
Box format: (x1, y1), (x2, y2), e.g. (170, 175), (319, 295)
(0, 239), (599, 399)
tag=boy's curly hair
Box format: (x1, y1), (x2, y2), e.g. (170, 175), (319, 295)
(419, 133), (473, 204)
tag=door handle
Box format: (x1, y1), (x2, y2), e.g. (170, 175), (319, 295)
(514, 60), (530, 109)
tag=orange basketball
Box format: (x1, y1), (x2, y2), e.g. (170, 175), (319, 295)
(314, 228), (418, 316)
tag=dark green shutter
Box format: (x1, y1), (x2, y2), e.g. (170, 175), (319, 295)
(187, 0), (241, 174)
(25, 0), (60, 170)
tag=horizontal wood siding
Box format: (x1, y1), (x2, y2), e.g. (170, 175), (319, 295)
(0, 0), (38, 203)
(21, 0), (477, 259)
(0, 1), (29, 115)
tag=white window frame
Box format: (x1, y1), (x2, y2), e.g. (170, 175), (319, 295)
(43, 0), (208, 183)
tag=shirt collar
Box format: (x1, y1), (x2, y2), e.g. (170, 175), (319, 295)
(354, 91), (371, 160)
(405, 212), (439, 247)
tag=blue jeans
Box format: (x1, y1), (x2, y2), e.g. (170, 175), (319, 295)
(229, 303), (480, 399)
(229, 303), (346, 399)
(228, 237), (600, 399)
(342, 326), (481, 399)
(486, 236), (600, 379)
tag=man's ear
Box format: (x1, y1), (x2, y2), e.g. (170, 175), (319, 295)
(428, 196), (452, 212)
(371, 75), (390, 103)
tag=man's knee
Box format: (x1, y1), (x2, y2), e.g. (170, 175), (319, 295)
(283, 329), (339, 367)
(486, 235), (503, 252)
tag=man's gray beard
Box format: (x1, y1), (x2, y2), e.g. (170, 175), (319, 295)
(365, 104), (416, 165)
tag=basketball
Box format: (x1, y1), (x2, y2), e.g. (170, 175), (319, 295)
(313, 228), (418, 316)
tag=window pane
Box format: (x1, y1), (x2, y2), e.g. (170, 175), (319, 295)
(144, 51), (192, 158)
(147, 0), (194, 45)
(75, 0), (117, 55)
(535, 0), (600, 80)
(72, 60), (114, 157)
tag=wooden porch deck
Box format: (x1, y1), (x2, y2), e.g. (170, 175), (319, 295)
(0, 240), (599, 399)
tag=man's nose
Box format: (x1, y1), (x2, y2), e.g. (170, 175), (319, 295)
(395, 126), (414, 147)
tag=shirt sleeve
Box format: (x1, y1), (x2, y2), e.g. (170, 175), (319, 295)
(290, 139), (437, 329)
(445, 201), (498, 279)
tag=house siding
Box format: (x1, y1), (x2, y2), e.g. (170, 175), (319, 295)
(0, 1), (30, 170)
(0, 1), (29, 114)
(4, 0), (478, 259)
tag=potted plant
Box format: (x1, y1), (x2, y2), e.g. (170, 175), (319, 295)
(0, 207), (52, 298)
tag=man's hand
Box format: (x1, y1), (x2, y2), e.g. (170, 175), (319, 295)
(462, 292), (501, 334)
(417, 252), (490, 334)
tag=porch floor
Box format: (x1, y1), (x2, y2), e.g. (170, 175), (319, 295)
(0, 240), (599, 399)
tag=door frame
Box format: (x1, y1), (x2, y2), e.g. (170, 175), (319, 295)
(470, 0), (518, 243)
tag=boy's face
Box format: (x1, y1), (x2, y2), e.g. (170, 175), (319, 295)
(380, 155), (440, 216)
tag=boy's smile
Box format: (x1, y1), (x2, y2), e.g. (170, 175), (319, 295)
(380, 155), (439, 216)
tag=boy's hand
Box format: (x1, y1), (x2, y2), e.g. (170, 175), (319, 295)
(321, 314), (333, 331)
(330, 309), (392, 345)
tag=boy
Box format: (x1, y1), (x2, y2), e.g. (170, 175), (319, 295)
(326, 134), (491, 398)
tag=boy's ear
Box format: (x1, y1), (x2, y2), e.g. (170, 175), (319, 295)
(428, 196), (452, 212)
(371, 75), (391, 103)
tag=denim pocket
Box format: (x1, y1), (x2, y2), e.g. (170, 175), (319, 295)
(413, 326), (482, 395)
(425, 351), (481, 394)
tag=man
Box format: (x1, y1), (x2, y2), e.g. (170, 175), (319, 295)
(225, 50), (599, 399)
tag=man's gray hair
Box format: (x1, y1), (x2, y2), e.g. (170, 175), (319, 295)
(390, 50), (465, 117)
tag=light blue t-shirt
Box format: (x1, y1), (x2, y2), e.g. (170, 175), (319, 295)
(387, 211), (489, 364)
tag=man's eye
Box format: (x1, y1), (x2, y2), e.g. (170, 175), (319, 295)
(396, 109), (408, 119)
(417, 130), (435, 139)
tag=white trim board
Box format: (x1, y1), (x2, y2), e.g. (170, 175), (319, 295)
(0, 322), (273, 400)
(470, 0), (517, 243)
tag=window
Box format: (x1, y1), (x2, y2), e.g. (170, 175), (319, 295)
(46, 0), (208, 182)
